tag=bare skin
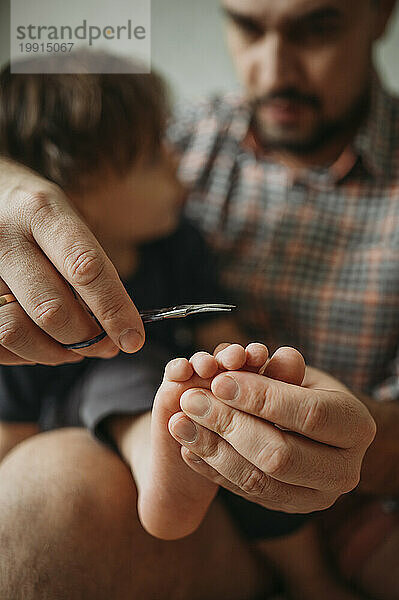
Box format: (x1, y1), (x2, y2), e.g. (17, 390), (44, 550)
(0, 342), (371, 599)
(222, 0), (395, 168)
(0, 3), (394, 597)
(0, 428), (270, 600)
(0, 145), (184, 365)
(139, 342), (277, 540)
(108, 342), (369, 600)
(0, 161), (145, 364)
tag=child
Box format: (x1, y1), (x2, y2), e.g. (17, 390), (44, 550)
(0, 51), (359, 600)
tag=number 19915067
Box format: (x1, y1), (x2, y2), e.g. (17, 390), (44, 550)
(18, 43), (74, 53)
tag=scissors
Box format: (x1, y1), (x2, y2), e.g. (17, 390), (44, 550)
(62, 303), (236, 350)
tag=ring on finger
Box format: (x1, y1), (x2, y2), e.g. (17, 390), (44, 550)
(0, 294), (17, 307)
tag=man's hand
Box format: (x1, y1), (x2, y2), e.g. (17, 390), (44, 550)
(169, 364), (376, 513)
(0, 159), (144, 365)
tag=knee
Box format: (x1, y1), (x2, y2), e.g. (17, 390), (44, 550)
(0, 427), (135, 518)
(0, 429), (137, 599)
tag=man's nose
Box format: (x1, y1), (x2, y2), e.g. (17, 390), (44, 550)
(251, 32), (301, 94)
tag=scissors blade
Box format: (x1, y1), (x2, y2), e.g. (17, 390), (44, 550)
(140, 303), (236, 323)
(62, 303), (237, 349)
(183, 303), (236, 316)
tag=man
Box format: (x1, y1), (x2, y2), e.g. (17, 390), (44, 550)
(0, 0), (394, 598)
(168, 0), (399, 596)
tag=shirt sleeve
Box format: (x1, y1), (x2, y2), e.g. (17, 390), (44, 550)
(0, 365), (42, 423)
(78, 342), (176, 447)
(166, 101), (201, 154)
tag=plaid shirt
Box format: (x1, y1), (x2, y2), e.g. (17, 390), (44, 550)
(169, 76), (399, 402)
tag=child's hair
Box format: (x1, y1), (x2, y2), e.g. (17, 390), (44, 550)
(0, 51), (168, 190)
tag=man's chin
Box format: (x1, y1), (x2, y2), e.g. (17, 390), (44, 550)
(255, 123), (335, 155)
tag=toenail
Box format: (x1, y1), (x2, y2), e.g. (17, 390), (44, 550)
(171, 418), (198, 442)
(181, 391), (211, 418)
(213, 375), (239, 402)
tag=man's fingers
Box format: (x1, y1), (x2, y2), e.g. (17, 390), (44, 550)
(210, 371), (375, 449)
(27, 195), (145, 352)
(0, 298), (88, 364)
(181, 447), (337, 513)
(0, 277), (88, 363)
(179, 389), (361, 492)
(169, 412), (336, 513)
(0, 188), (144, 355)
(0, 236), (120, 358)
(0, 344), (35, 365)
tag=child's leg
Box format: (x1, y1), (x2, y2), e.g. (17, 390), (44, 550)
(138, 343), (305, 541)
(0, 421), (39, 463)
(138, 344), (253, 540)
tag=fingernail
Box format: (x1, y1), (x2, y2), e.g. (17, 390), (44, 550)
(181, 391), (211, 418)
(118, 328), (143, 353)
(213, 375), (239, 401)
(171, 418), (198, 442)
(184, 449), (203, 463)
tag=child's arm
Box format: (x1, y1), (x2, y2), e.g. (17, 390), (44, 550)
(0, 421), (39, 463)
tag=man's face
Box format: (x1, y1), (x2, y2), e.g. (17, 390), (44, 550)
(222, 0), (390, 153)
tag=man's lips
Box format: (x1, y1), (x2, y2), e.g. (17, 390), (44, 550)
(258, 99), (314, 125)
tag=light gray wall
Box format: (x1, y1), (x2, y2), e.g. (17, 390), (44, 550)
(1, 0), (399, 99)
(151, 0), (399, 99)
(375, 0), (399, 93)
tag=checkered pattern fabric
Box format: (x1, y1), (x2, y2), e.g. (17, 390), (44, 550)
(169, 76), (399, 401)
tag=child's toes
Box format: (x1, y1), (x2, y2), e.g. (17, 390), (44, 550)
(213, 342), (231, 356)
(215, 343), (246, 370)
(245, 343), (269, 371)
(164, 358), (194, 382)
(264, 346), (306, 385)
(190, 352), (219, 379)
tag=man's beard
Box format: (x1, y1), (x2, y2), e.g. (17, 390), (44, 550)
(251, 88), (370, 156)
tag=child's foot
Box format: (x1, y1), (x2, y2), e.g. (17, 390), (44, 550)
(138, 343), (305, 540)
(138, 343), (269, 539)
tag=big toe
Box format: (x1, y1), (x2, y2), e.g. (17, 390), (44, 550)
(264, 346), (306, 385)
